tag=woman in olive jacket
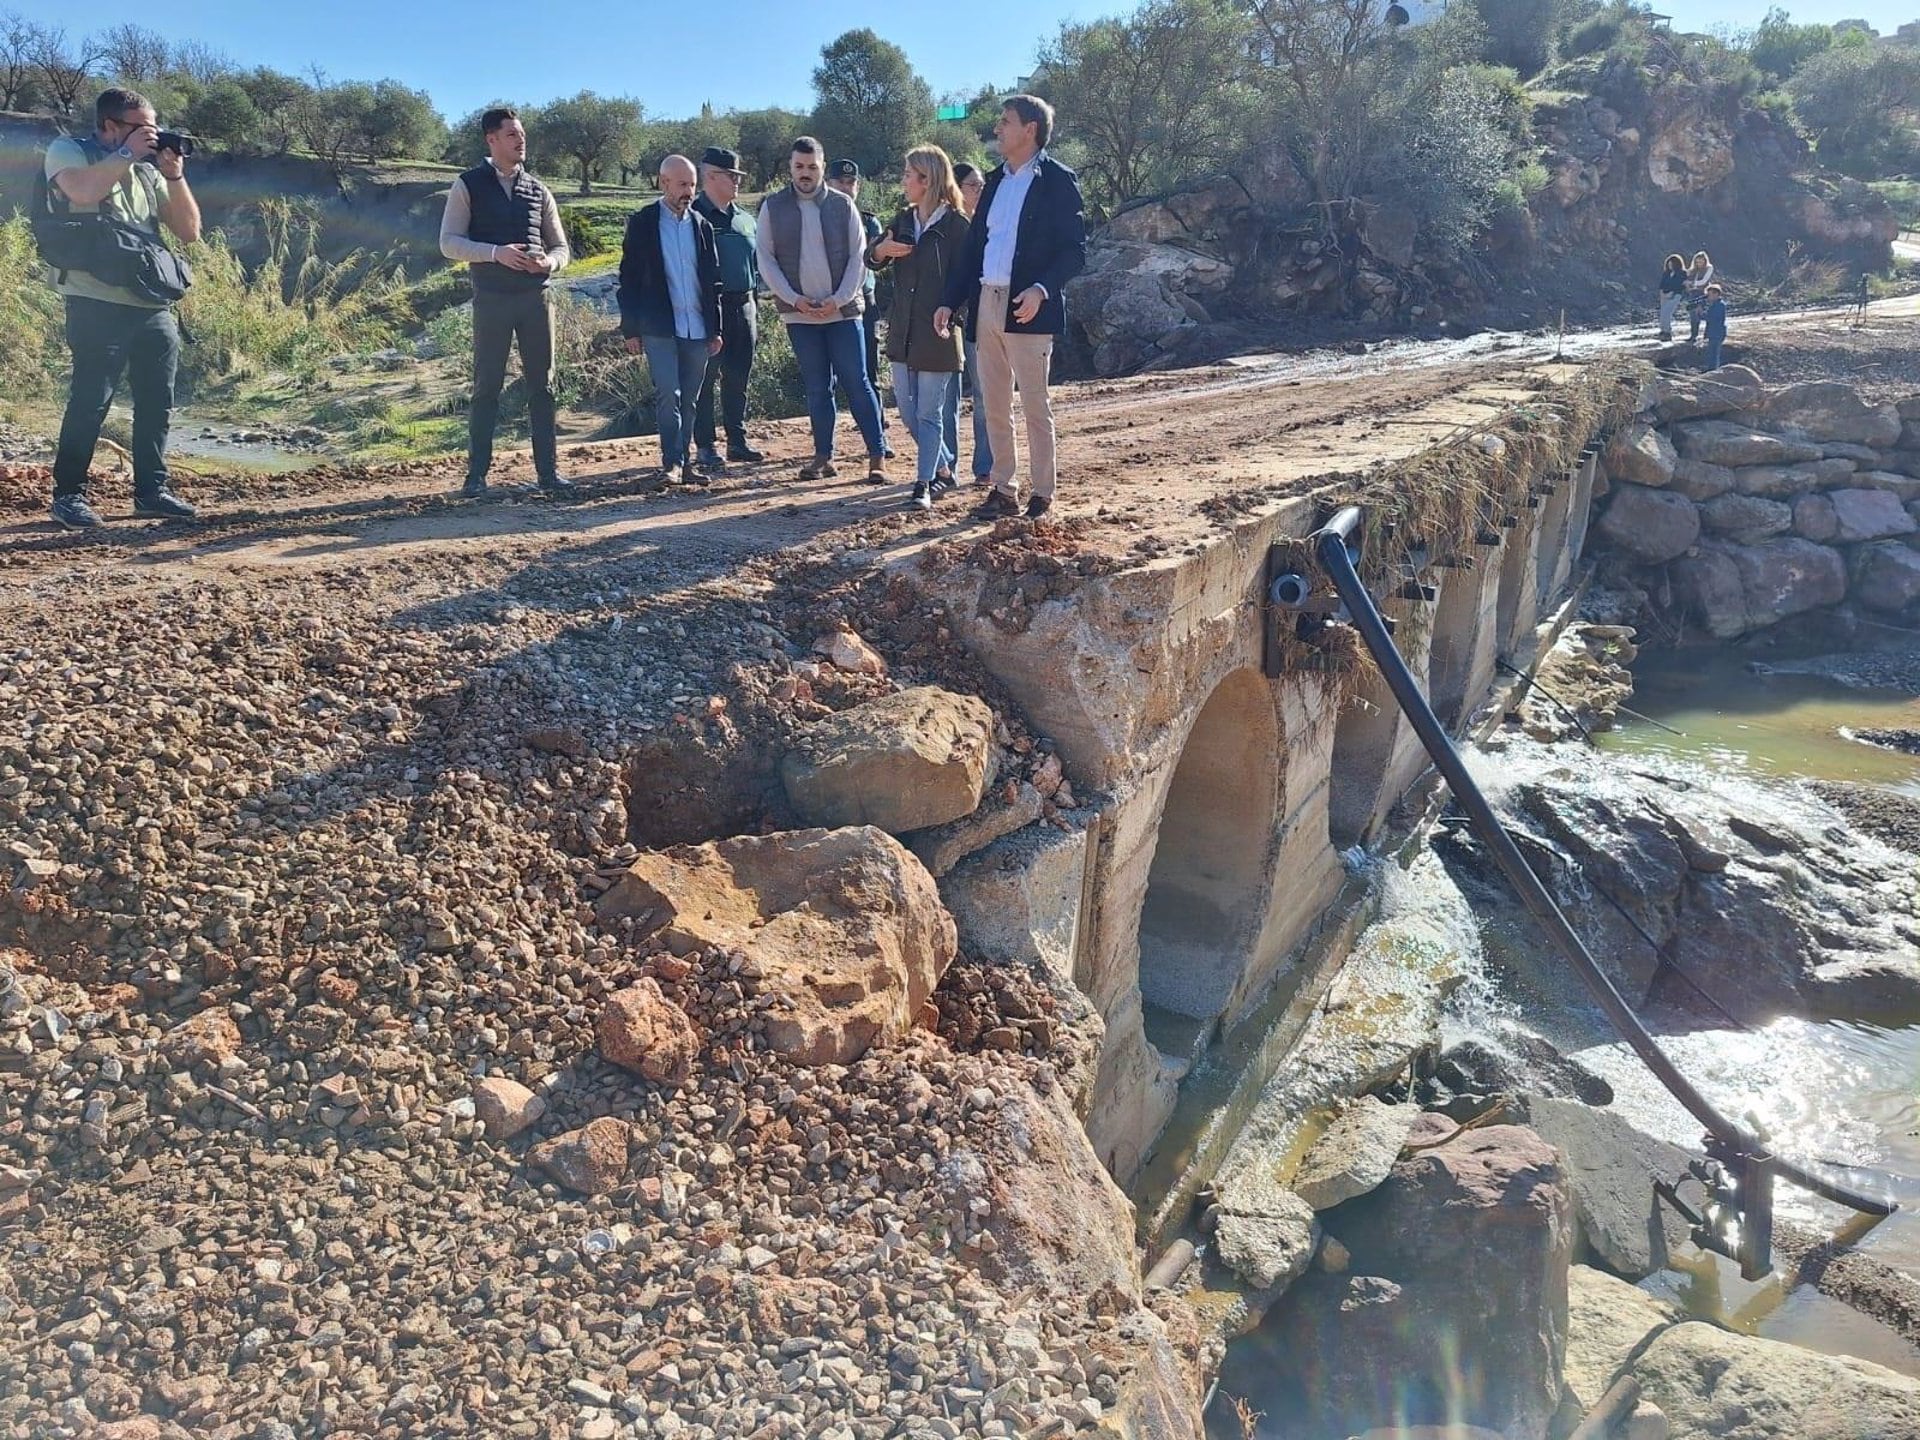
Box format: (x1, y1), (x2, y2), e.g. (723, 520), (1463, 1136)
(867, 145), (970, 510)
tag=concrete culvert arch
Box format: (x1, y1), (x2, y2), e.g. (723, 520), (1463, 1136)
(1328, 657), (1407, 850)
(1136, 669), (1284, 1021)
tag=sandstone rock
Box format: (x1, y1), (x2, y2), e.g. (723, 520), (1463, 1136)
(1291, 1095), (1420, 1211)
(1851, 542), (1920, 613)
(1526, 1099), (1696, 1279)
(472, 1077), (546, 1140)
(1671, 420), (1820, 468)
(1596, 488), (1698, 564)
(1759, 381), (1903, 448)
(1070, 240), (1235, 375)
(1700, 493), (1792, 543)
(596, 827), (957, 1065)
(1646, 110), (1734, 194)
(1671, 539), (1848, 638)
(1605, 423), (1677, 487)
(597, 979), (699, 1087)
(1561, 1266), (1680, 1421)
(1668, 459), (1735, 502)
(1829, 488), (1918, 543)
(1647, 366), (1762, 423)
(782, 686), (994, 834)
(1734, 458), (1854, 498)
(1215, 1164), (1320, 1293)
(529, 1116), (628, 1195)
(163, 1009), (240, 1070)
(811, 630), (886, 674)
(1791, 493), (1838, 543)
(1263, 1125), (1573, 1440)
(906, 782), (1042, 877)
(1637, 1319), (1920, 1439)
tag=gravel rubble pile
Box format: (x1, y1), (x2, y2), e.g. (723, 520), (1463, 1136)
(0, 527), (1169, 1438)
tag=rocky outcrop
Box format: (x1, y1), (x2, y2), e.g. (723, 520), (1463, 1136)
(1637, 1320), (1920, 1439)
(1067, 181), (1241, 374)
(596, 827), (958, 1065)
(1255, 1123), (1574, 1440)
(1527, 1099), (1695, 1279)
(1593, 374), (1920, 633)
(781, 686), (995, 834)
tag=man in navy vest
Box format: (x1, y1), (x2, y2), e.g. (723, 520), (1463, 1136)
(936, 95), (1086, 520)
(439, 107), (574, 498)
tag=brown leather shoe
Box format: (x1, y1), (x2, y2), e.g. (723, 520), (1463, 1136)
(798, 455), (838, 481)
(865, 456), (889, 484)
(974, 488), (1021, 520)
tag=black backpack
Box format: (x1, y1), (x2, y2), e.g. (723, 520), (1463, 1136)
(32, 146), (193, 304)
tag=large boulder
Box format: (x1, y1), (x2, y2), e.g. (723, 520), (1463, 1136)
(1671, 539), (1848, 638)
(1828, 488), (1918, 543)
(1596, 487), (1699, 564)
(1605, 423), (1677, 488)
(1851, 542), (1920, 613)
(1734, 458), (1855, 498)
(1069, 190), (1239, 376)
(596, 827), (957, 1065)
(1758, 381), (1903, 448)
(1671, 420), (1820, 468)
(1668, 459), (1735, 502)
(1526, 1099), (1696, 1278)
(1257, 1125), (1573, 1440)
(1562, 1267), (1681, 1428)
(1646, 106), (1734, 194)
(1700, 493), (1792, 543)
(781, 686), (994, 834)
(1215, 1161), (1321, 1293)
(1637, 1319), (1920, 1439)
(1648, 366), (1763, 424)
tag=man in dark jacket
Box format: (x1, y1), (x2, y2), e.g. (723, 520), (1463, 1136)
(935, 95), (1086, 520)
(440, 106), (573, 498)
(691, 146), (764, 468)
(619, 154), (724, 486)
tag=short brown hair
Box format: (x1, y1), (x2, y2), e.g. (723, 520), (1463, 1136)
(481, 107), (519, 135)
(1002, 94), (1055, 148)
(96, 87), (153, 128)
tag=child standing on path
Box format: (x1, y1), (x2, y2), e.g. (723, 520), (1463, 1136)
(1703, 284), (1727, 371)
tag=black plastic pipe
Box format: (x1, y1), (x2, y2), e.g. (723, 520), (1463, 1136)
(1308, 504), (1894, 1220)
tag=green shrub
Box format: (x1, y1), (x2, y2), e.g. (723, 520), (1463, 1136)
(0, 216), (67, 399)
(1563, 12), (1619, 57)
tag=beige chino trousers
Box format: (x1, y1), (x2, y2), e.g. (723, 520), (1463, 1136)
(974, 283), (1058, 499)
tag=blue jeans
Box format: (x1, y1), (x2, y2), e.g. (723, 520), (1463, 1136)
(1705, 336), (1723, 370)
(964, 338), (992, 478)
(788, 319), (884, 460)
(642, 334), (712, 469)
(892, 365), (955, 484)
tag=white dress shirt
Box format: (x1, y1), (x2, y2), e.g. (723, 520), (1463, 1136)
(980, 149), (1046, 292)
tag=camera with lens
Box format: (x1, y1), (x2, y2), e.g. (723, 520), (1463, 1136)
(155, 131), (195, 157)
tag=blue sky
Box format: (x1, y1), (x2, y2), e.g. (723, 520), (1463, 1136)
(8, 1), (1915, 121)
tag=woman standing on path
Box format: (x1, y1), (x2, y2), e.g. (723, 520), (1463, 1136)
(1685, 250), (1715, 344)
(1657, 253), (1687, 341)
(867, 145), (970, 510)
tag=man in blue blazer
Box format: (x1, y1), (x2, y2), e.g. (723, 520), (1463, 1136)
(619, 155), (724, 486)
(935, 94), (1086, 520)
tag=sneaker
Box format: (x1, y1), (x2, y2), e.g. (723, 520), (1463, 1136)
(929, 475), (956, 500)
(461, 475), (489, 498)
(865, 457), (889, 485)
(881, 442), (896, 460)
(974, 488), (1021, 520)
(133, 489), (198, 521)
(537, 474), (576, 496)
(679, 462), (708, 487)
(696, 447), (724, 471)
(908, 480), (932, 510)
(799, 456), (838, 481)
(50, 494), (103, 530)
(935, 465), (953, 484)
(1026, 495), (1053, 521)
(727, 442), (766, 463)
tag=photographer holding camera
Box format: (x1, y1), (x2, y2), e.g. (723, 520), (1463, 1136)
(43, 88), (201, 530)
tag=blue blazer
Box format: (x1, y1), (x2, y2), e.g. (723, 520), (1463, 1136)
(940, 153), (1087, 339)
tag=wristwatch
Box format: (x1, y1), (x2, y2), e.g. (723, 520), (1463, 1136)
(114, 145), (133, 161)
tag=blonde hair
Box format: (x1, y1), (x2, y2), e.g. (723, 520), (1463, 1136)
(904, 144), (964, 216)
